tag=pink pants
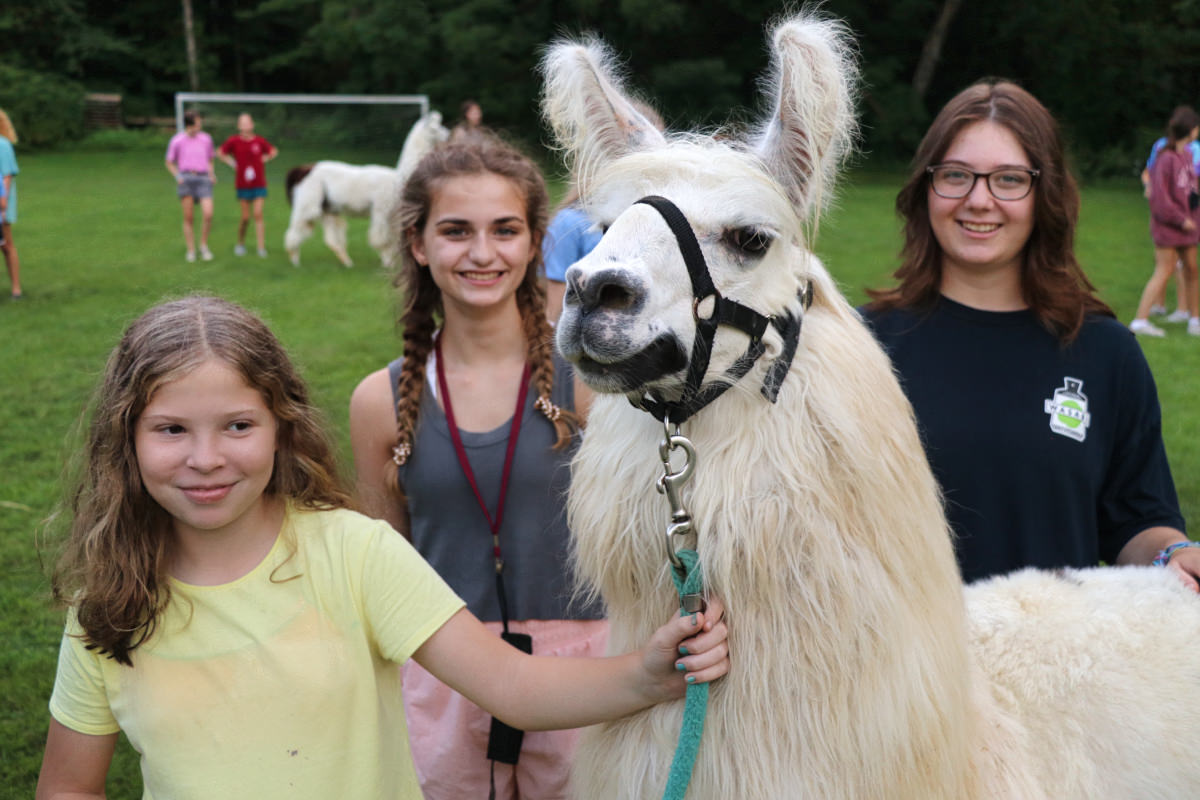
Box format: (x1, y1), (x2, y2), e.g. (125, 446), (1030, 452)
(403, 618), (609, 800)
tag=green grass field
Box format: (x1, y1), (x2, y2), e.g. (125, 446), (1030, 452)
(1, 140), (1196, 796)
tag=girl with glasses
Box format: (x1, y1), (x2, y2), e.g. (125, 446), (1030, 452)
(859, 80), (1195, 589)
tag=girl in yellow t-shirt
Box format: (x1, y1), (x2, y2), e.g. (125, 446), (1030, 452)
(36, 295), (727, 800)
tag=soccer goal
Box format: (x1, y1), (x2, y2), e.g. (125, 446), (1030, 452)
(173, 92), (431, 165)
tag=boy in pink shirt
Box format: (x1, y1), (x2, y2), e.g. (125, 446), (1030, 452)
(164, 112), (216, 262)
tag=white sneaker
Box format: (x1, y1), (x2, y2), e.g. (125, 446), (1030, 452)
(234, 243), (247, 256)
(1150, 304), (1168, 316)
(1130, 319), (1166, 337)
(200, 246), (214, 262)
(1189, 318), (1200, 336)
(1166, 309), (1191, 323)
(185, 250), (197, 263)
(257, 248), (269, 258)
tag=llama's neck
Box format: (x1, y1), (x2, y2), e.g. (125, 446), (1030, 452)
(568, 296), (982, 795)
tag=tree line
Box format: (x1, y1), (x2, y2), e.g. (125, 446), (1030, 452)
(2, 0), (1198, 176)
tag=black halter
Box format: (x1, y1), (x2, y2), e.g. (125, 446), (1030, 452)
(629, 195), (811, 425)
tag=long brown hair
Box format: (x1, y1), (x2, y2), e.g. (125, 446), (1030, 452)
(50, 296), (350, 665)
(388, 135), (579, 478)
(0, 109), (17, 144)
(867, 79), (1113, 343)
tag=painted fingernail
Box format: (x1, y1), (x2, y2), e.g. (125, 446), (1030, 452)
(678, 645), (689, 655)
(686, 675), (696, 684)
(675, 662), (687, 671)
(690, 613), (699, 626)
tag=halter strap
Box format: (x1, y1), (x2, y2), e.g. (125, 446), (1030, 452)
(629, 195), (809, 424)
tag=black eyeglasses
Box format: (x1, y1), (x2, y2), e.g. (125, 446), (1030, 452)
(926, 165), (1040, 201)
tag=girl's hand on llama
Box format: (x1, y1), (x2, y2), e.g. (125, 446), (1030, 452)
(1167, 548), (1200, 593)
(643, 596), (729, 700)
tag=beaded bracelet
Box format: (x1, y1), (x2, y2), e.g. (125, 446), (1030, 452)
(1152, 541), (1200, 567)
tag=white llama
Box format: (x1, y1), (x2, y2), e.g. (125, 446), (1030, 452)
(541, 14), (1200, 800)
(283, 110), (449, 268)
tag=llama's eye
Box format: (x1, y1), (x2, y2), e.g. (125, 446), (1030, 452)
(725, 227), (774, 256)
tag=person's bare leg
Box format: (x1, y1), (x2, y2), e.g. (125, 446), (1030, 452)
(199, 197), (214, 249)
(1175, 259), (1187, 313)
(238, 199), (251, 247)
(1151, 259), (1183, 311)
(1180, 246), (1199, 324)
(2, 224), (20, 296)
(1151, 264), (1169, 311)
(253, 197), (266, 253)
(1133, 247), (1180, 324)
(181, 196), (196, 255)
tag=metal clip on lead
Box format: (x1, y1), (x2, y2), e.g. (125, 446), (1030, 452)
(656, 419), (697, 571)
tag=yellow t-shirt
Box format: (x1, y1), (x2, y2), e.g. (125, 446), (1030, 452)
(49, 506), (464, 799)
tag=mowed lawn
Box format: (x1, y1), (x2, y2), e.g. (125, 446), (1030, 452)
(1, 142), (1196, 796)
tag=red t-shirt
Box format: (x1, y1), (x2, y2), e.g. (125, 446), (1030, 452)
(219, 134), (274, 189)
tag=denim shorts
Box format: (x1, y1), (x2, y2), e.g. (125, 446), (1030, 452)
(177, 172), (213, 200)
(236, 186), (268, 200)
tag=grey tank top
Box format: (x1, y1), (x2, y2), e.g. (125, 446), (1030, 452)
(390, 353), (603, 622)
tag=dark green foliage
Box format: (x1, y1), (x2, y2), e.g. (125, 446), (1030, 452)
(847, 0), (1200, 175)
(0, 65), (87, 147)
(4, 0), (1200, 173)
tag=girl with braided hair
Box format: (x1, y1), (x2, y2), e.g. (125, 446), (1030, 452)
(349, 134), (606, 799)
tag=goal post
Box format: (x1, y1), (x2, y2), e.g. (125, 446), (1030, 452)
(174, 92), (429, 131)
(173, 92), (431, 164)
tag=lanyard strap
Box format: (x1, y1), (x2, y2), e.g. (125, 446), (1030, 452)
(435, 336), (531, 629)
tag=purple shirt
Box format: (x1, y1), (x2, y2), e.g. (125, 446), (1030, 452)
(1148, 147), (1199, 248)
(166, 130), (214, 174)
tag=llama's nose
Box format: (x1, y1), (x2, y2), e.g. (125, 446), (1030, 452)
(566, 267), (645, 314)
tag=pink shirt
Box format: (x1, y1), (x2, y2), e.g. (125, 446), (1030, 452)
(166, 130), (214, 174)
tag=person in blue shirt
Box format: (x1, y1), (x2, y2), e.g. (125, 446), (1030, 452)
(542, 183), (602, 324)
(0, 108), (21, 299)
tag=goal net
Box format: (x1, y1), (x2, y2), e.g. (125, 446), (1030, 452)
(173, 92), (430, 166)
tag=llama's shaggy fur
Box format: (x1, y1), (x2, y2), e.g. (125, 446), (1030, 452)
(282, 111), (448, 267)
(541, 13), (1200, 800)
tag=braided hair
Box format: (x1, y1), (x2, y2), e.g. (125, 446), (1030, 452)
(389, 135), (580, 478)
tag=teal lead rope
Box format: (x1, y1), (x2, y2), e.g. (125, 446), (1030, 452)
(662, 547), (708, 800)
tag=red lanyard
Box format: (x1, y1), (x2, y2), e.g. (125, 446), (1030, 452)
(435, 335), (531, 576)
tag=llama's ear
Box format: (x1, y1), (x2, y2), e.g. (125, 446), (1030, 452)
(540, 37), (666, 179)
(752, 15), (858, 218)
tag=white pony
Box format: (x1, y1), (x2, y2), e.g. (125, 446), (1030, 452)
(283, 110), (449, 268)
(541, 14), (1200, 800)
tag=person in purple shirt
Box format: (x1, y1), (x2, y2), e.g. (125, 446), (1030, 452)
(165, 112), (217, 262)
(1138, 120), (1200, 324)
(1131, 106), (1200, 336)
